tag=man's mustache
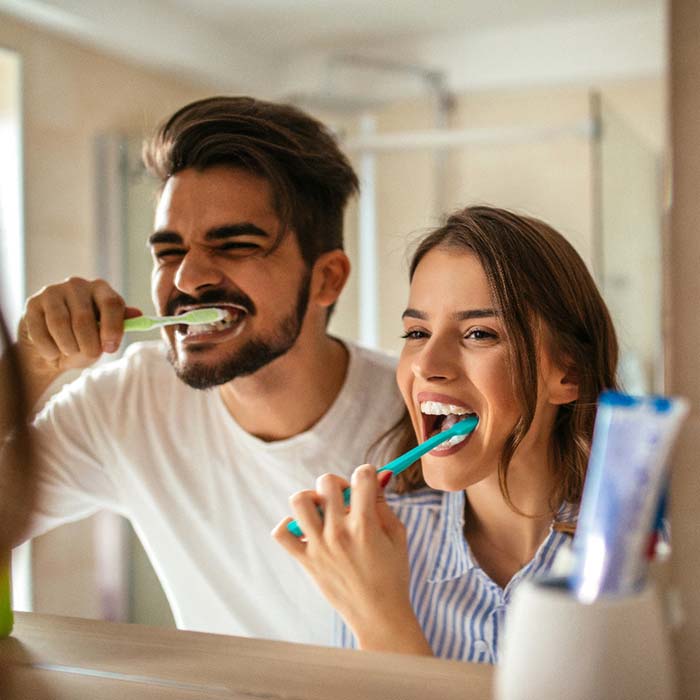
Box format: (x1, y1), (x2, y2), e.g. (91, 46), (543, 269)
(166, 289), (256, 317)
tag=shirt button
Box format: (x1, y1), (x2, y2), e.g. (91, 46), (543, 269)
(473, 640), (489, 654)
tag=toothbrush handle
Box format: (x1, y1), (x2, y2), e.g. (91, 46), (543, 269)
(123, 316), (158, 331)
(381, 427), (469, 475)
(336, 427), (466, 507)
(287, 418), (477, 538)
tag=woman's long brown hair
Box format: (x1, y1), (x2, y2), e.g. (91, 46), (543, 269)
(372, 206), (619, 532)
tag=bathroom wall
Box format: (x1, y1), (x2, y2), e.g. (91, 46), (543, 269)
(669, 1), (700, 696)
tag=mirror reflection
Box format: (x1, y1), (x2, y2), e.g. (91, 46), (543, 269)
(0, 0), (666, 660)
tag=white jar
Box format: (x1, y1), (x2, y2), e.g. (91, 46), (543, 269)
(495, 580), (675, 700)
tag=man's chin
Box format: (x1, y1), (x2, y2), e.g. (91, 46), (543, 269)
(173, 364), (230, 390)
(166, 339), (295, 390)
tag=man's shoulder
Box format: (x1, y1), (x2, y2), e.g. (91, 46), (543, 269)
(50, 340), (174, 404)
(343, 341), (401, 410)
(120, 339), (170, 367)
(88, 340), (171, 382)
(346, 340), (398, 375)
(33, 340), (178, 433)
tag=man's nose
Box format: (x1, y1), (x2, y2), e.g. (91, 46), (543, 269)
(412, 335), (460, 382)
(174, 249), (224, 295)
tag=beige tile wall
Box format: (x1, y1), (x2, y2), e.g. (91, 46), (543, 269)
(328, 80), (666, 358)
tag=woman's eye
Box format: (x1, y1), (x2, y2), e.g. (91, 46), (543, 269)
(466, 328), (496, 341)
(401, 329), (429, 340)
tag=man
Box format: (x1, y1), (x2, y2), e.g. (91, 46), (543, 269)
(13, 97), (403, 644)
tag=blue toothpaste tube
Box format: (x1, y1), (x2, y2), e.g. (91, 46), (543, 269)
(569, 391), (688, 603)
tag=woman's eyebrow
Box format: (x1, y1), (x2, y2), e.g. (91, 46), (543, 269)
(402, 308), (498, 320)
(402, 308), (427, 320)
(454, 309), (498, 320)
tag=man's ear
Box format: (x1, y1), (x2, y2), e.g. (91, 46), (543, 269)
(548, 361), (580, 406)
(310, 250), (351, 308)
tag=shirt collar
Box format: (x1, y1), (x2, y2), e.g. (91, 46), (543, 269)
(427, 490), (475, 583)
(427, 491), (575, 585)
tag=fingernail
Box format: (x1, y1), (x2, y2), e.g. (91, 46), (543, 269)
(103, 341), (118, 353)
(379, 471), (392, 489)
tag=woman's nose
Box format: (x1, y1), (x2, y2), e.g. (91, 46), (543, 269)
(412, 335), (460, 382)
(174, 249), (224, 295)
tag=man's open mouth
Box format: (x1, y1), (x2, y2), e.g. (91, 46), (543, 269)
(174, 304), (248, 339)
(420, 400), (478, 450)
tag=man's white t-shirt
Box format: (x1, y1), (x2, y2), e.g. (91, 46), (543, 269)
(29, 339), (403, 644)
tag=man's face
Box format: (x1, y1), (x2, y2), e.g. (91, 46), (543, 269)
(149, 166), (311, 389)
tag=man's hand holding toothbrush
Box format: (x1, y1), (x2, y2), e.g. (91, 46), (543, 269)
(16, 277), (142, 408)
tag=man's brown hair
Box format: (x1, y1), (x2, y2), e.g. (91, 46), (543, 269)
(143, 96), (359, 266)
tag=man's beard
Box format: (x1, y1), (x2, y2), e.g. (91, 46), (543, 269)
(168, 271), (311, 390)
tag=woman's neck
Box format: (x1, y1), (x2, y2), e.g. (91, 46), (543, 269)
(463, 454), (558, 588)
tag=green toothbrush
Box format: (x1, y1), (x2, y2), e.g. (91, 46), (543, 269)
(123, 308), (226, 332)
(287, 414), (478, 537)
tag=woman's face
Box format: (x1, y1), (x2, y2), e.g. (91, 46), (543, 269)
(397, 246), (561, 492)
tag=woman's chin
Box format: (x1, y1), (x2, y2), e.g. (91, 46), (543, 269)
(423, 470), (470, 493)
(423, 458), (494, 492)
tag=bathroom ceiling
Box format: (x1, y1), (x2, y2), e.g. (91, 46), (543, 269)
(156, 0), (659, 50)
(0, 0), (663, 94)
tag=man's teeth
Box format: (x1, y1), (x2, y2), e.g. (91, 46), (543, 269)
(184, 309), (238, 335)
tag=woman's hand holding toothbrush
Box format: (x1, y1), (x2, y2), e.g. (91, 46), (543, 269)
(273, 465), (433, 655)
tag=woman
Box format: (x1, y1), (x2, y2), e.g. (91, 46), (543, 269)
(273, 206), (618, 663)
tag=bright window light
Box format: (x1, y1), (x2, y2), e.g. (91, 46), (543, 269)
(0, 47), (31, 612)
(0, 47), (24, 332)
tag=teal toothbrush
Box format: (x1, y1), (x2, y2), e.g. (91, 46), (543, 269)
(287, 414), (478, 537)
(123, 308), (226, 332)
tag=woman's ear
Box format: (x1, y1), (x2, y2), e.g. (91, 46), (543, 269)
(311, 250), (351, 308)
(548, 361), (580, 406)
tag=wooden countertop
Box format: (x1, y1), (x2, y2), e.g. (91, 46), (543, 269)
(0, 613), (493, 699)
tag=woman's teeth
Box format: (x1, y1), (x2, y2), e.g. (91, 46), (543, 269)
(420, 400), (476, 450)
(421, 401), (470, 416)
(438, 432), (469, 449)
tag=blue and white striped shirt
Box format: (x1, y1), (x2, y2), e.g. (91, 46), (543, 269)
(335, 488), (573, 664)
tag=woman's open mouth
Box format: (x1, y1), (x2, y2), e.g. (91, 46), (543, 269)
(174, 305), (248, 344)
(420, 400), (478, 453)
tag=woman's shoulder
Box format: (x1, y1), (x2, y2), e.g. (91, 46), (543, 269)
(386, 486), (444, 510)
